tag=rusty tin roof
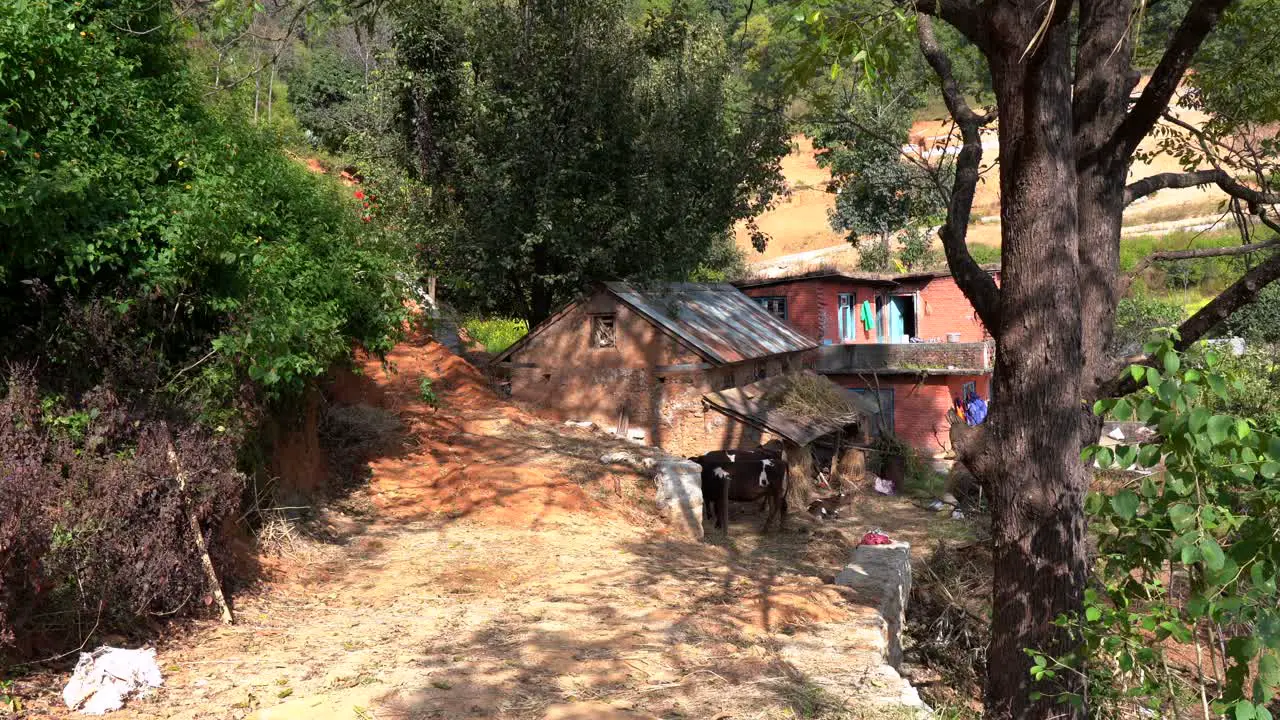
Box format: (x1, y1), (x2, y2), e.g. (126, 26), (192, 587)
(604, 282), (817, 365)
(702, 371), (875, 446)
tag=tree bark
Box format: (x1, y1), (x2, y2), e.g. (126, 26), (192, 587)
(1073, 0), (1138, 394)
(983, 5), (1087, 718)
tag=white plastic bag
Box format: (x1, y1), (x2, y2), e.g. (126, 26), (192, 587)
(63, 646), (163, 715)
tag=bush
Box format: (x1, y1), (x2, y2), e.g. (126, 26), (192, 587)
(967, 243), (1002, 265)
(1112, 294), (1185, 354)
(463, 317), (529, 355)
(0, 0), (410, 659)
(0, 372), (240, 657)
(1220, 281), (1280, 344)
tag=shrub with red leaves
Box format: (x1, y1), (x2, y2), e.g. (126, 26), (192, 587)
(0, 370), (241, 661)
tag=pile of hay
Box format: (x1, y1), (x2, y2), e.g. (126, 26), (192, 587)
(767, 372), (861, 424)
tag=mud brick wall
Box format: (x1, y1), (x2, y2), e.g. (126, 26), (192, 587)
(504, 292), (809, 457)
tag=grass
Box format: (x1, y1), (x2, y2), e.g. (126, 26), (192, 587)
(1122, 196), (1224, 226)
(462, 316), (528, 354)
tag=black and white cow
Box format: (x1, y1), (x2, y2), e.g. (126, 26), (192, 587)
(689, 448), (788, 534)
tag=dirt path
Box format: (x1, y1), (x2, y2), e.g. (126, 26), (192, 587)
(24, 334), (959, 720)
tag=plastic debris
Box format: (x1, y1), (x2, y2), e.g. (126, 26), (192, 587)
(871, 474), (895, 496)
(63, 646), (163, 715)
(860, 530), (892, 546)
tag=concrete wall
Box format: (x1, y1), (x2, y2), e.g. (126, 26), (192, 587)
(742, 273), (998, 345)
(504, 291), (808, 457)
(828, 373), (991, 456)
(817, 341), (992, 373)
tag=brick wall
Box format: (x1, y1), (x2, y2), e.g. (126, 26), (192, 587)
(897, 276), (993, 343)
(829, 373), (991, 456)
(742, 273), (999, 345)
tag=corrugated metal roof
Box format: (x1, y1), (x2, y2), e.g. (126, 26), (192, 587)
(605, 282), (817, 365)
(702, 371), (872, 446)
(733, 264), (1001, 289)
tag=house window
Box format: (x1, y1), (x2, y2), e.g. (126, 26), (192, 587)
(755, 363), (768, 381)
(961, 381), (977, 398)
(591, 314), (616, 348)
(755, 296), (787, 321)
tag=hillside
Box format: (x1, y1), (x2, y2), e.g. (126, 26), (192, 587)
(737, 98), (1232, 273)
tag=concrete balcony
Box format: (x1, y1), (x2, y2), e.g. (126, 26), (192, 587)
(816, 340), (993, 375)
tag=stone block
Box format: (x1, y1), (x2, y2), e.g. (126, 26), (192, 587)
(835, 540), (911, 668)
(652, 458), (703, 539)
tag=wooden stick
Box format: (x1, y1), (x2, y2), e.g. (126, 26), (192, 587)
(166, 431), (234, 625)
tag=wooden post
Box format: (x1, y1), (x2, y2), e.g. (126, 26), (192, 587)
(427, 276), (437, 305)
(166, 432), (234, 625)
(829, 429), (843, 488)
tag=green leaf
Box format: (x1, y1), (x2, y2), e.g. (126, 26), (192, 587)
(1138, 444), (1162, 468)
(1093, 399), (1107, 417)
(1182, 543), (1202, 565)
(1209, 373), (1230, 399)
(1261, 462), (1280, 479)
(1237, 701), (1257, 720)
(1130, 364), (1146, 382)
(1146, 366), (1162, 389)
(1190, 407), (1211, 433)
(1095, 446), (1114, 468)
(1201, 537), (1226, 571)
(1164, 351), (1180, 375)
(1261, 652), (1280, 691)
(1113, 398), (1133, 421)
(1114, 445), (1137, 468)
(1136, 397), (1156, 422)
(1233, 464), (1257, 482)
(1110, 490), (1140, 520)
(1085, 606), (1101, 622)
(1238, 419), (1252, 439)
(1169, 503), (1196, 532)
(1209, 415), (1234, 445)
(1185, 368), (1201, 382)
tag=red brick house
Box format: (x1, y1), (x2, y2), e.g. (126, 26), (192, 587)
(737, 268), (1000, 456)
(490, 282), (820, 456)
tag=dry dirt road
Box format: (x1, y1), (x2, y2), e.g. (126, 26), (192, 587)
(22, 333), (959, 720)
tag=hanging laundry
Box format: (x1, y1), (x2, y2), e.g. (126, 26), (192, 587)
(860, 300), (875, 331)
(964, 391), (988, 426)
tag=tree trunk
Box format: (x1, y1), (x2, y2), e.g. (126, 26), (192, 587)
(983, 9), (1088, 719)
(1073, 0), (1139, 393)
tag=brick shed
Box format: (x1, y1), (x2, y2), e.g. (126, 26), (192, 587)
(491, 282), (819, 457)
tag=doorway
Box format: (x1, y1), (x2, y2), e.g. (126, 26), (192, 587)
(880, 295), (918, 343)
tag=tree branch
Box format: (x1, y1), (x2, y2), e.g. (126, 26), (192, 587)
(1128, 237), (1280, 279)
(900, 0), (986, 49)
(1113, 0), (1235, 154)
(917, 15), (1002, 333)
(1173, 250), (1280, 350)
(1124, 169), (1225, 205)
(1099, 248), (1280, 398)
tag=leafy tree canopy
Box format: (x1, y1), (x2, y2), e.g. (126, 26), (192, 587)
(394, 0), (790, 323)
